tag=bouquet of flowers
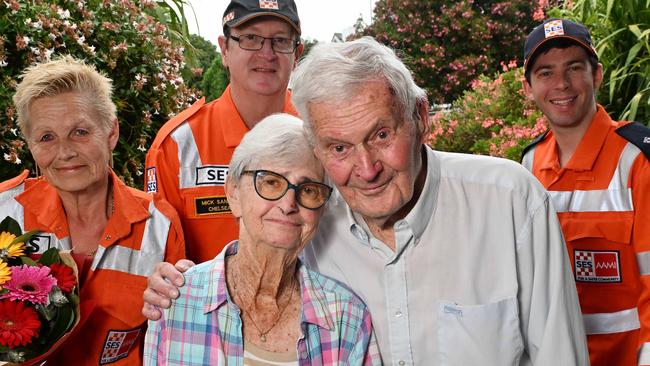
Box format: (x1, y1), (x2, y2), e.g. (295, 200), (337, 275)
(0, 217), (80, 364)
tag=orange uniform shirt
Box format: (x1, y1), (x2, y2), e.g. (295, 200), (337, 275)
(0, 170), (186, 365)
(144, 85), (297, 263)
(522, 107), (650, 366)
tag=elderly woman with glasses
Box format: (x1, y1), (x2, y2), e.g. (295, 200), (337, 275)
(143, 113), (381, 365)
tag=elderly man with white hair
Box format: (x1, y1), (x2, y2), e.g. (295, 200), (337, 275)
(143, 36), (589, 365)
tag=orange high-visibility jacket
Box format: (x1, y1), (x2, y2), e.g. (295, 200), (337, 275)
(0, 170), (186, 365)
(522, 107), (650, 366)
(144, 85), (297, 263)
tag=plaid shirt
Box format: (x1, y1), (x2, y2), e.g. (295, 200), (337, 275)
(144, 241), (382, 365)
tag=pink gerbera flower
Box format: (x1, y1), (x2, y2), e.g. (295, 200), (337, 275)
(3, 265), (56, 304)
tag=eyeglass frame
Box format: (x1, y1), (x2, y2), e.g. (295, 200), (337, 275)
(242, 169), (333, 210)
(227, 33), (301, 54)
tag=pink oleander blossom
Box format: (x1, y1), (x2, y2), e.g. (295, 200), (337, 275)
(3, 265), (56, 304)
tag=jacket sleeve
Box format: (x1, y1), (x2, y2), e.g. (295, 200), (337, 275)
(144, 136), (183, 211)
(631, 157), (650, 365)
(154, 196), (186, 264)
(518, 193), (590, 365)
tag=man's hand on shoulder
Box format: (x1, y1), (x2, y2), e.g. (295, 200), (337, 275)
(142, 259), (195, 320)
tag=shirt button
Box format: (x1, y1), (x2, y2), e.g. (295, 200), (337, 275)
(398, 361), (406, 366)
(104, 235), (111, 241)
(395, 310), (403, 317)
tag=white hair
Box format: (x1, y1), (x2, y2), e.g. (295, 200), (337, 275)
(228, 113), (321, 182)
(290, 36), (427, 142)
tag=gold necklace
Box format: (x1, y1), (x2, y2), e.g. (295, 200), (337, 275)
(231, 268), (297, 343)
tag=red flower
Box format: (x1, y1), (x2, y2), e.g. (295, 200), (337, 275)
(49, 263), (76, 293)
(0, 300), (41, 349)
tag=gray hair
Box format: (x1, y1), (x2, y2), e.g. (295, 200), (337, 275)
(13, 55), (117, 138)
(228, 113), (321, 183)
(290, 36), (427, 141)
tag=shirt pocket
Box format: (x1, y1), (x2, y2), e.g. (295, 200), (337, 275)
(437, 297), (523, 366)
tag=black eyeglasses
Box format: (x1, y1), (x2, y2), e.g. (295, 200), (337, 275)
(242, 170), (332, 210)
(229, 34), (300, 54)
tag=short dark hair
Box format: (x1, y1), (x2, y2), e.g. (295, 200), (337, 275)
(524, 38), (599, 84)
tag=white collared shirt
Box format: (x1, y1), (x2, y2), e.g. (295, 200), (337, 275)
(303, 146), (589, 365)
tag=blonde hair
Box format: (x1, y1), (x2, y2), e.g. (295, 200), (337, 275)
(13, 55), (116, 137)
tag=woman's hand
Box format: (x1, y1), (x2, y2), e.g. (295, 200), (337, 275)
(142, 259), (195, 320)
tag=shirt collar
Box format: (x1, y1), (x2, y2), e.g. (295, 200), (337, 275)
(537, 105), (614, 171)
(218, 85), (297, 148)
(203, 241), (335, 330)
(16, 170), (150, 244)
(345, 146), (439, 247)
(564, 105), (615, 171)
(403, 146), (440, 241)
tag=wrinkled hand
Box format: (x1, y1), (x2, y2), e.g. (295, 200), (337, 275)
(142, 259), (195, 320)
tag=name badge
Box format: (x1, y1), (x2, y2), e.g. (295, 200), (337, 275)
(195, 165), (228, 186)
(195, 196), (231, 215)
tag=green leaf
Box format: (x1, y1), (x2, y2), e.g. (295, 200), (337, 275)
(43, 303), (75, 344)
(627, 92), (642, 121)
(21, 256), (38, 266)
(628, 24), (642, 39)
(38, 247), (63, 266)
(606, 0), (614, 18)
(625, 43), (643, 68)
(0, 216), (22, 236)
(12, 229), (39, 246)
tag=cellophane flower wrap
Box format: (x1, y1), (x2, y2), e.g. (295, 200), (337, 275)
(0, 217), (80, 365)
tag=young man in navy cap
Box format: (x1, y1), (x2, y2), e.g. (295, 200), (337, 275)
(144, 0), (303, 263)
(521, 18), (650, 366)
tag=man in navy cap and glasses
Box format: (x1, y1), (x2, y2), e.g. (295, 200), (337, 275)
(521, 18), (650, 366)
(144, 0), (304, 263)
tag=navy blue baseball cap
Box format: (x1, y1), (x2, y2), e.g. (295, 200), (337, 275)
(222, 0), (301, 35)
(524, 18), (598, 72)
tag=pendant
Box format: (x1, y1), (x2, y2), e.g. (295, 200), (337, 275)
(260, 334), (267, 342)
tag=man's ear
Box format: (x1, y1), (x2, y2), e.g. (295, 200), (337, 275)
(218, 35), (229, 69)
(522, 77), (534, 101)
(593, 63), (604, 91)
(416, 99), (430, 144)
(293, 42), (304, 67)
(225, 177), (241, 218)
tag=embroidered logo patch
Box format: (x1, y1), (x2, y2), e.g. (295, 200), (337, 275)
(259, 0), (279, 9)
(195, 165), (228, 186)
(100, 327), (142, 364)
(574, 250), (621, 283)
(195, 195), (231, 215)
(544, 19), (564, 38)
(146, 167), (157, 193)
(223, 10), (235, 24)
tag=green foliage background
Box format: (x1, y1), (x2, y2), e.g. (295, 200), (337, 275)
(549, 0), (650, 124)
(0, 0), (195, 186)
(357, 0), (540, 105)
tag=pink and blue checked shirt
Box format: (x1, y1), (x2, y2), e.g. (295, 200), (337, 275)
(143, 241), (382, 365)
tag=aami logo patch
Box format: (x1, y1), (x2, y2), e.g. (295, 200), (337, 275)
(574, 250), (621, 283)
(100, 327), (142, 364)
